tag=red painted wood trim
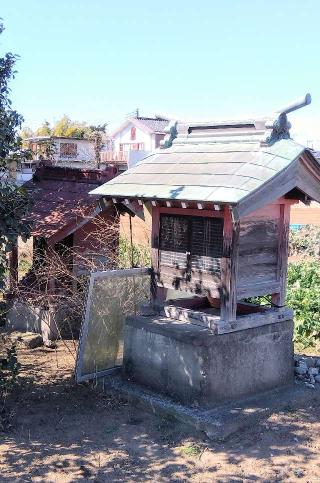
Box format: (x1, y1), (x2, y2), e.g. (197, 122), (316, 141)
(157, 207), (224, 218)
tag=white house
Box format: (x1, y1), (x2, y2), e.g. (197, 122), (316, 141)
(26, 136), (96, 165)
(101, 115), (169, 170)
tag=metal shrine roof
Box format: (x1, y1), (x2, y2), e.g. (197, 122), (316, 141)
(90, 95), (320, 217)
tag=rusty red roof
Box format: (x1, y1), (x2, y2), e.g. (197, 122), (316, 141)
(24, 165), (117, 242)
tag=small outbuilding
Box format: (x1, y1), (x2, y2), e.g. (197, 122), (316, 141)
(7, 164), (119, 337)
(90, 95), (320, 407)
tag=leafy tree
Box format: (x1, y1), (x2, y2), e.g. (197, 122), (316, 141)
(36, 138), (57, 160)
(0, 20), (32, 289)
(52, 115), (71, 137)
(19, 126), (34, 140)
(65, 123), (87, 139)
(49, 115), (86, 139)
(85, 124), (107, 168)
(35, 120), (51, 136)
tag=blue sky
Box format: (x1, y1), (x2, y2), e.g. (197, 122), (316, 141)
(1, 0), (320, 144)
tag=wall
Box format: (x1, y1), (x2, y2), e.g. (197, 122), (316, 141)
(290, 201), (320, 225)
(127, 150), (150, 168)
(123, 315), (294, 407)
(53, 139), (95, 162)
(113, 122), (153, 152)
(72, 208), (119, 273)
(237, 204), (281, 299)
(119, 213), (151, 246)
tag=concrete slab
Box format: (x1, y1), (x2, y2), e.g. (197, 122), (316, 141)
(100, 371), (320, 441)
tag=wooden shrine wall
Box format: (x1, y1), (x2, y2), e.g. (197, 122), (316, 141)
(237, 203), (284, 300)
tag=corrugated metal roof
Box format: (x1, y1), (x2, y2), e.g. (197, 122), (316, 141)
(90, 138), (306, 205)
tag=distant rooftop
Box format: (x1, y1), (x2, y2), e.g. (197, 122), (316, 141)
(25, 136), (91, 142)
(131, 116), (169, 134)
(24, 165), (116, 241)
(111, 115), (170, 137)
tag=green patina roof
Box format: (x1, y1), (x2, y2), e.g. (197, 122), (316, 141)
(90, 138), (307, 205)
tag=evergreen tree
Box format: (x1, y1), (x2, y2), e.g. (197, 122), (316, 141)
(0, 20), (32, 289)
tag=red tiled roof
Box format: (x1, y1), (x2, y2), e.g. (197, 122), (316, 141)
(24, 165), (117, 241)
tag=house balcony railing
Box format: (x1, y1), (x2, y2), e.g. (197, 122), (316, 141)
(100, 150), (128, 165)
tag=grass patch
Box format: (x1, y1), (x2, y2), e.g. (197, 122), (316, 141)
(179, 444), (203, 457)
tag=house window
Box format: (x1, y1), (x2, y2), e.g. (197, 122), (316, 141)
(131, 127), (136, 140)
(60, 142), (77, 158)
(159, 214), (223, 274)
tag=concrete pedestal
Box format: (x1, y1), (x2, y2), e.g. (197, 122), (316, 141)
(123, 315), (294, 407)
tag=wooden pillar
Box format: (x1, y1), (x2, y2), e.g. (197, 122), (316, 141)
(143, 202), (160, 302)
(272, 203), (290, 307)
(9, 244), (18, 293)
(220, 206), (240, 323)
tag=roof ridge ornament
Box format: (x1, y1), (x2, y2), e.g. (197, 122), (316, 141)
(263, 93), (311, 145)
(160, 120), (178, 149)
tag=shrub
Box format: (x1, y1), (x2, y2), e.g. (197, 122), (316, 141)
(289, 225), (320, 257)
(0, 335), (20, 394)
(118, 236), (151, 268)
(287, 261), (320, 347)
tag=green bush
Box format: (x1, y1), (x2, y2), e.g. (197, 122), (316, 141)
(287, 261), (320, 347)
(289, 225), (320, 257)
(118, 236), (150, 268)
(0, 335), (20, 394)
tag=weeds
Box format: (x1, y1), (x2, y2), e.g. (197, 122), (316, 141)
(179, 443), (203, 458)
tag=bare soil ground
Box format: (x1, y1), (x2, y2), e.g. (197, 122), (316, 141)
(1, 342), (320, 482)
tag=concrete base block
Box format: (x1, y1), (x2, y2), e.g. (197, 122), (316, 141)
(123, 315), (294, 407)
(7, 301), (59, 340)
(101, 372), (320, 441)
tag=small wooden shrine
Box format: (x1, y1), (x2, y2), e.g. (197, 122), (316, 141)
(91, 94), (320, 406)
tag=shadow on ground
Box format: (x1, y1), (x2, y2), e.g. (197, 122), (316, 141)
(1, 343), (320, 482)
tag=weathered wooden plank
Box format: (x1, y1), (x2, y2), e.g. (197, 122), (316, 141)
(272, 203), (290, 306)
(238, 248), (278, 266)
(159, 268), (221, 287)
(217, 307), (293, 334)
(159, 273), (221, 297)
(150, 205), (160, 300)
(163, 304), (293, 335)
(237, 162), (299, 217)
(237, 204), (280, 298)
(220, 206), (239, 323)
(239, 220), (278, 243)
(297, 156), (320, 204)
(238, 264), (278, 281)
(237, 281), (281, 299)
(159, 266), (221, 284)
(157, 207), (224, 218)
